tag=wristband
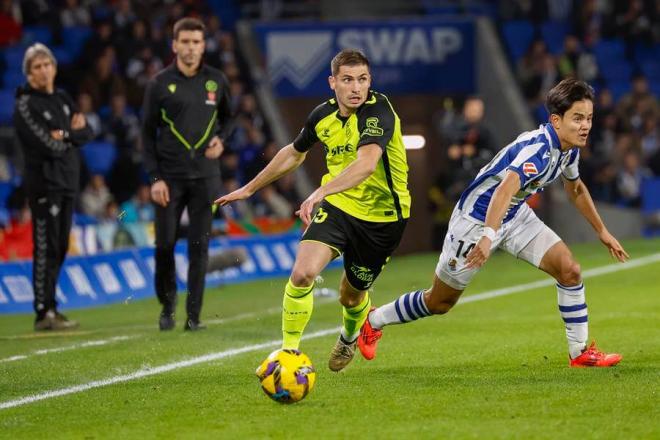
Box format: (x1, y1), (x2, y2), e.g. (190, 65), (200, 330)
(482, 226), (496, 241)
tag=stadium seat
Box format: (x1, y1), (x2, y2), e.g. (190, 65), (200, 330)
(0, 89), (15, 125)
(640, 60), (660, 80)
(0, 182), (14, 209)
(2, 45), (27, 71)
(22, 26), (53, 45)
(501, 20), (535, 61)
(2, 70), (24, 89)
(50, 46), (75, 66)
(61, 26), (93, 58)
(649, 80), (660, 97)
(633, 42), (660, 65)
(606, 81), (630, 102)
(600, 62), (633, 83)
(540, 21), (570, 54)
(592, 39), (625, 66)
(81, 141), (117, 176)
(641, 178), (660, 237)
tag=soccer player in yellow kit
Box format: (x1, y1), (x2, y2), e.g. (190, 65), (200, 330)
(215, 49), (410, 371)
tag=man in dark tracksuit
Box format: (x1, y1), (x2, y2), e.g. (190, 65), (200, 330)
(13, 43), (93, 331)
(141, 18), (231, 331)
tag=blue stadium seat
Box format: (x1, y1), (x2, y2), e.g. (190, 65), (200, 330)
(641, 178), (660, 237)
(61, 26), (93, 58)
(2, 70), (24, 89)
(0, 182), (14, 208)
(540, 21), (569, 54)
(2, 45), (27, 71)
(593, 39), (625, 66)
(633, 42), (660, 65)
(502, 20), (535, 61)
(606, 81), (630, 102)
(22, 26), (53, 45)
(640, 60), (660, 80)
(0, 89), (15, 125)
(649, 80), (660, 98)
(50, 46), (74, 66)
(82, 141), (117, 176)
(600, 62), (633, 83)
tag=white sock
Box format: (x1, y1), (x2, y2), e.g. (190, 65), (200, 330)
(369, 290), (431, 329)
(557, 282), (588, 359)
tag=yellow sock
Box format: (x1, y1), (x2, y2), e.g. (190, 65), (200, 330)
(281, 279), (314, 349)
(341, 292), (371, 342)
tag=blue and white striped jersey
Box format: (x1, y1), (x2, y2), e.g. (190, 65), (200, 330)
(457, 123), (580, 224)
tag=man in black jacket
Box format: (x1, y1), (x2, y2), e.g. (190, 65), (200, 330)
(13, 43), (93, 331)
(141, 17), (231, 331)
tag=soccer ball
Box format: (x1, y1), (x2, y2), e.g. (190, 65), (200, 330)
(256, 349), (316, 403)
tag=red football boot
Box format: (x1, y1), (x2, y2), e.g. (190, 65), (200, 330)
(357, 308), (382, 360)
(569, 341), (622, 367)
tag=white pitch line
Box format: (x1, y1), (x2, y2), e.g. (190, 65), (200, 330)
(0, 327), (340, 410)
(459, 252), (660, 304)
(0, 336), (137, 364)
(1, 252), (658, 410)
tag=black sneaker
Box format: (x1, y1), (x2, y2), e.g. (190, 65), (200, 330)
(159, 312), (176, 331)
(183, 319), (206, 331)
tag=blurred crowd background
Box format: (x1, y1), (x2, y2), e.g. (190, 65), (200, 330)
(0, 0), (658, 258)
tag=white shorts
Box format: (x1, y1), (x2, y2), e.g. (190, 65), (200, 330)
(435, 204), (561, 290)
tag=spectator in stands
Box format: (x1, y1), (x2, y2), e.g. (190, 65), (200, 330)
(517, 40), (550, 103)
(77, 92), (103, 139)
(616, 150), (652, 207)
(59, 0), (91, 28)
(13, 43), (92, 330)
(120, 184), (154, 223)
(106, 93), (141, 203)
(0, 0), (22, 47)
(79, 19), (114, 70)
(445, 96), (497, 176)
(557, 35), (598, 82)
(616, 75), (659, 132)
(640, 114), (659, 164)
(79, 46), (126, 109)
(80, 174), (113, 218)
(258, 184), (293, 219)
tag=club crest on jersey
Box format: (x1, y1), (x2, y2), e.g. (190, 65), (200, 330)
(205, 80), (218, 105)
(522, 162), (538, 177)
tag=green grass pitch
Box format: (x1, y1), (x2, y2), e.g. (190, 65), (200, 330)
(1, 238), (658, 439)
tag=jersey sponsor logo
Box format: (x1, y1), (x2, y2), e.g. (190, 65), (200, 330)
(350, 264), (374, 284)
(326, 144), (354, 157)
(522, 162), (538, 177)
(361, 117), (384, 137)
(168, 83), (176, 93)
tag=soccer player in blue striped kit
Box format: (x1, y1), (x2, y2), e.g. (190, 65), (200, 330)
(359, 78), (629, 367)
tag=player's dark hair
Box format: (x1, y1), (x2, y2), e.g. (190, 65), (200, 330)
(173, 17), (206, 40)
(331, 49), (370, 76)
(545, 78), (595, 117)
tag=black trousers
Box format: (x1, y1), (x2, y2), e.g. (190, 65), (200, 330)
(28, 193), (75, 318)
(154, 176), (219, 322)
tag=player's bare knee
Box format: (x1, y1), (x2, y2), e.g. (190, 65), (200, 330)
(558, 259), (581, 286)
(339, 294), (363, 308)
(290, 267), (316, 287)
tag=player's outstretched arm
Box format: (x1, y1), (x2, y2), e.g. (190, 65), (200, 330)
(295, 143), (382, 225)
(562, 177), (629, 262)
(466, 170), (521, 269)
(214, 143), (306, 206)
